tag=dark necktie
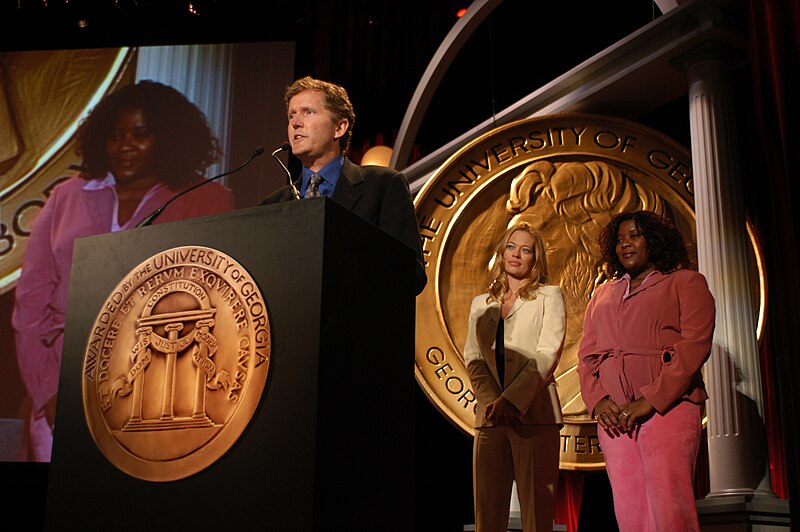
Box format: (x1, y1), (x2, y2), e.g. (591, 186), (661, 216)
(305, 173), (322, 198)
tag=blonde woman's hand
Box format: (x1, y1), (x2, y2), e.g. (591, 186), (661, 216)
(486, 396), (519, 426)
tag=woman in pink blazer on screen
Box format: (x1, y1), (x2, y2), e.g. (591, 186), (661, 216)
(12, 81), (234, 462)
(464, 221), (566, 532)
(578, 210), (716, 532)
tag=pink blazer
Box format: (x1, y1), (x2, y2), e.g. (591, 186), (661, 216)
(12, 176), (234, 410)
(577, 269), (716, 415)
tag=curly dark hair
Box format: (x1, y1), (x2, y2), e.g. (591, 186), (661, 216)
(599, 210), (691, 278)
(75, 80), (220, 188)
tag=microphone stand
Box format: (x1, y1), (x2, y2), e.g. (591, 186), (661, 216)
(271, 142), (300, 200)
(136, 147), (265, 228)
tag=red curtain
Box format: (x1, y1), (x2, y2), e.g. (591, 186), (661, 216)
(747, 0), (800, 501)
(554, 470), (584, 532)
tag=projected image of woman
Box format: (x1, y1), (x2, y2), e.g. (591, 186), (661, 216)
(12, 80), (235, 461)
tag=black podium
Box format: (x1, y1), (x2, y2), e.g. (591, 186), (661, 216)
(44, 197), (416, 531)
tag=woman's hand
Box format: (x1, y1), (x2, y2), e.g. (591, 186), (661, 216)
(486, 396), (520, 426)
(593, 397), (624, 431)
(618, 397), (655, 431)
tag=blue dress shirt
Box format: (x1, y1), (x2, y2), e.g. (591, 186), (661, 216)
(300, 155), (344, 198)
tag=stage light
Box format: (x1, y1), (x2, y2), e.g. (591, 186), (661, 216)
(361, 146), (393, 167)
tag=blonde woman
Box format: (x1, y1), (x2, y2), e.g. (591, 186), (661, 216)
(464, 222), (566, 531)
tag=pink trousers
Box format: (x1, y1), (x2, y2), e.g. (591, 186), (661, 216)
(599, 400), (703, 532)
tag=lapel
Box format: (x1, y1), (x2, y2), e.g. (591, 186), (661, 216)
(625, 270), (669, 299)
(81, 184), (115, 231)
(331, 157), (364, 210)
(504, 296), (527, 320)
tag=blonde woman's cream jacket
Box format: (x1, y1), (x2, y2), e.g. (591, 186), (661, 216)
(464, 284), (566, 429)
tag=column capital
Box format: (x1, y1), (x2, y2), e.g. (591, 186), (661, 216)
(671, 39), (746, 77)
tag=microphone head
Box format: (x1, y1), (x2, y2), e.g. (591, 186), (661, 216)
(253, 146), (265, 156)
(271, 142), (292, 157)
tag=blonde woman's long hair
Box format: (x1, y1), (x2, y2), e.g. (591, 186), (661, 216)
(487, 222), (549, 304)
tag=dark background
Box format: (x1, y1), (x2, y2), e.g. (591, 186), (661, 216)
(2, 1), (795, 531)
(0, 0), (666, 167)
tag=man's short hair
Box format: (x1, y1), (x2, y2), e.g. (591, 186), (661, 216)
(285, 76), (356, 153)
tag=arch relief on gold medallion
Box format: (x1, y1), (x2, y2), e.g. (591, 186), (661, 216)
(82, 246), (271, 481)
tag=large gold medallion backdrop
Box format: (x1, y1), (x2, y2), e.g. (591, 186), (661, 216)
(0, 48), (132, 292)
(415, 113), (704, 471)
(82, 246), (271, 481)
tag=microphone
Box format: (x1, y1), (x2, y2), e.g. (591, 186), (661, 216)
(136, 147), (265, 228)
(271, 142), (300, 200)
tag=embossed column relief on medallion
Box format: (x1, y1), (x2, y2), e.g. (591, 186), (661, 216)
(82, 246), (271, 481)
(414, 113), (764, 470)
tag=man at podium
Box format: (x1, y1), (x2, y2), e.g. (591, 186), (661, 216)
(261, 76), (427, 295)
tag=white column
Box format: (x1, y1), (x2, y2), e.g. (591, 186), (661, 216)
(687, 44), (792, 529)
(685, 46), (788, 522)
(687, 49), (774, 498)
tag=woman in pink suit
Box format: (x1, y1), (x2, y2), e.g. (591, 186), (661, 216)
(464, 221), (566, 532)
(578, 210), (716, 531)
(12, 80), (235, 462)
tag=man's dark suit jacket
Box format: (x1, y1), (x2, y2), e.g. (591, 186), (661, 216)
(261, 157), (427, 294)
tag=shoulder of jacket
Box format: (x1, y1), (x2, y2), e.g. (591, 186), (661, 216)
(189, 179), (234, 196)
(590, 280), (616, 298)
(669, 268), (700, 278)
(538, 284), (563, 296)
(52, 175), (86, 193)
(355, 162), (406, 183)
(471, 293), (490, 305)
(669, 268), (710, 288)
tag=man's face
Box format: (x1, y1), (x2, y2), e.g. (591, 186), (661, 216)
(286, 89), (348, 170)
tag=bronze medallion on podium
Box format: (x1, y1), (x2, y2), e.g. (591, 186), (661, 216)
(414, 113), (765, 470)
(81, 245), (271, 481)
